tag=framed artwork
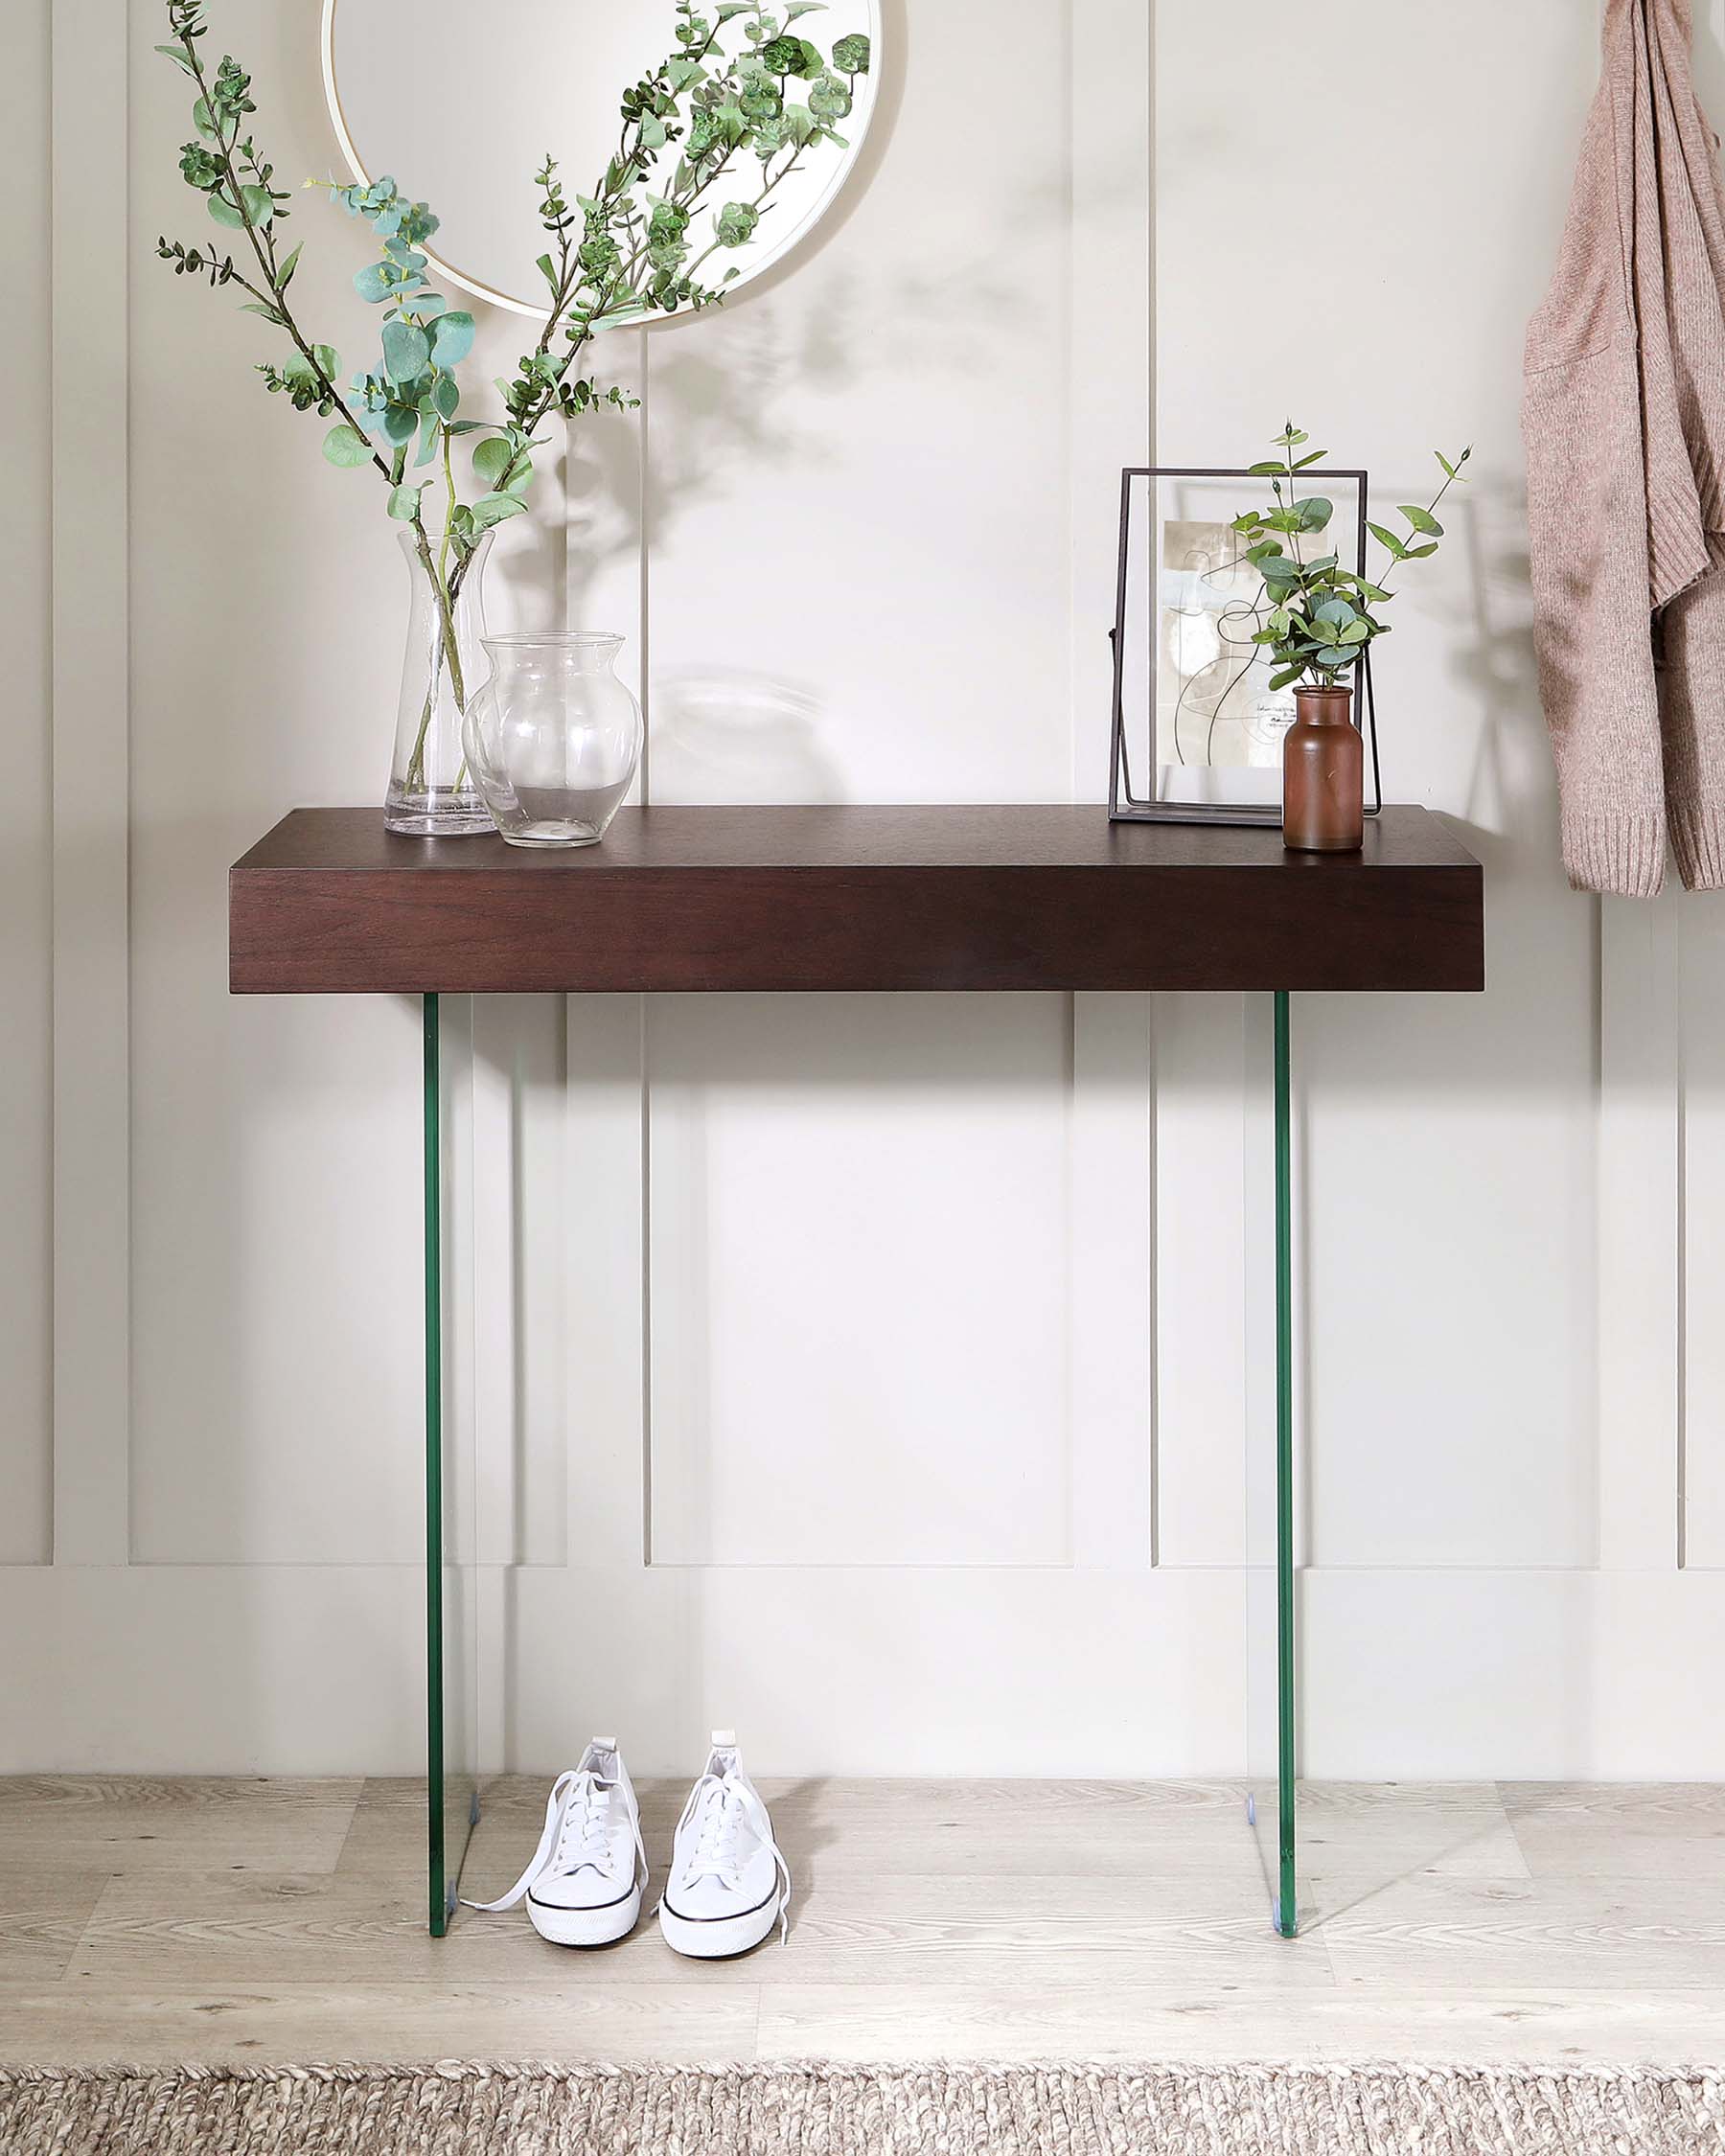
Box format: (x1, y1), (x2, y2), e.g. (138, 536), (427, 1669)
(1108, 466), (1383, 826)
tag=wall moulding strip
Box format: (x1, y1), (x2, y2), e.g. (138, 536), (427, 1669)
(50, 0), (131, 1567)
(1597, 890), (1681, 1572)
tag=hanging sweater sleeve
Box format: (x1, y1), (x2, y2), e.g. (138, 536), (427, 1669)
(1523, 21), (1668, 898)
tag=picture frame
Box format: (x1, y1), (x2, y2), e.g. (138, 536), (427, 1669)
(1108, 465), (1384, 827)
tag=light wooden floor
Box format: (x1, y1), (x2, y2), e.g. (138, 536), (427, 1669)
(2, 1777), (1723, 2064)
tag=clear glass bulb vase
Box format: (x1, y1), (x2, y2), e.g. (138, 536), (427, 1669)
(463, 632), (644, 847)
(385, 525), (495, 837)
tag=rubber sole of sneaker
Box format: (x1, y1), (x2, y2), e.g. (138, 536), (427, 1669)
(526, 1884), (641, 1947)
(656, 1894), (781, 1960)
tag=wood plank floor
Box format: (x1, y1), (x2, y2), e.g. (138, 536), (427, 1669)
(2, 1777), (1722, 2064)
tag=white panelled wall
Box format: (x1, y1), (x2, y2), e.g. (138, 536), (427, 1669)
(7, 0), (1725, 1777)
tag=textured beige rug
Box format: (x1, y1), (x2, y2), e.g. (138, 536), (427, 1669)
(2, 2061), (1721, 2153)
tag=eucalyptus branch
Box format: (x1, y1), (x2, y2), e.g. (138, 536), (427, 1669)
(156, 0), (869, 557)
(498, 1), (869, 447)
(160, 2), (392, 480)
(1229, 424), (1471, 692)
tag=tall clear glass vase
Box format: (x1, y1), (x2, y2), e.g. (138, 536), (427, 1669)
(385, 525), (496, 836)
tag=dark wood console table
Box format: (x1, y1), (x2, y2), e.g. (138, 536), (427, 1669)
(230, 803), (1484, 1939)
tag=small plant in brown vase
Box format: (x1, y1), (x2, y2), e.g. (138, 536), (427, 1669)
(1230, 424), (1470, 851)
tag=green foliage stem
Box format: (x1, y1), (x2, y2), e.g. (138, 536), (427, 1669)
(1228, 424), (1472, 692)
(154, 0), (868, 781)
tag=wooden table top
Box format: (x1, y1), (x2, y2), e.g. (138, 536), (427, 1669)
(229, 803), (1484, 996)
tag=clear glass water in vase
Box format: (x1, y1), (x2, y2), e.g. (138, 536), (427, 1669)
(385, 525), (496, 836)
(463, 632), (644, 847)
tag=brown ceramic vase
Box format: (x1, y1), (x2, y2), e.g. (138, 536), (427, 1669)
(1281, 683), (1364, 853)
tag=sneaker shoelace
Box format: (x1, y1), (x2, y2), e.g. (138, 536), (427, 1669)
(465, 1767), (647, 1913)
(665, 1772), (793, 1940)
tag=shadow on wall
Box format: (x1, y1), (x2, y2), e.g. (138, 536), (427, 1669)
(1438, 475), (1589, 995)
(649, 669), (842, 799)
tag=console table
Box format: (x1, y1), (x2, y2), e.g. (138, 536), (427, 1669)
(229, 802), (1484, 1940)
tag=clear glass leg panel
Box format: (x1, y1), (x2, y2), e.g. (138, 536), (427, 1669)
(425, 992), (479, 1936)
(1245, 990), (1299, 1938)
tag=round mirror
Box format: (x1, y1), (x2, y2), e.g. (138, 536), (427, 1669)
(321, 0), (880, 320)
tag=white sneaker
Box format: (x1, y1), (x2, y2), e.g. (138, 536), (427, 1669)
(466, 1738), (647, 1946)
(657, 1731), (792, 1959)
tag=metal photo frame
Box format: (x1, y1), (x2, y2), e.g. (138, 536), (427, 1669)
(1108, 465), (1384, 827)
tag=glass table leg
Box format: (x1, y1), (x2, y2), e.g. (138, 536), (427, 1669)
(425, 991), (478, 1935)
(1272, 988), (1298, 1938)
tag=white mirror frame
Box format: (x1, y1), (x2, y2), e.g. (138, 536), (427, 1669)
(320, 0), (882, 322)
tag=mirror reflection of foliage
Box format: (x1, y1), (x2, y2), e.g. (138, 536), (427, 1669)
(1230, 425), (1471, 691)
(151, 0), (868, 782)
(500, 0), (872, 444)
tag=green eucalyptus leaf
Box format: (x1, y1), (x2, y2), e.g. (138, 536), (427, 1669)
(241, 184), (273, 225)
(832, 31), (869, 71)
(1404, 539), (1438, 557)
(432, 373), (459, 420)
(321, 423), (372, 468)
(387, 482), (423, 520)
(380, 400), (419, 447)
(155, 43), (197, 77)
(472, 437), (514, 488)
(430, 310), (475, 367)
(1295, 496), (1332, 531)
(1367, 520), (1409, 557)
(1400, 504), (1442, 534)
(381, 319), (429, 382)
(207, 193), (244, 229)
(470, 491), (529, 528)
(415, 409), (441, 468)
(716, 200), (760, 245)
(1269, 665), (1305, 691)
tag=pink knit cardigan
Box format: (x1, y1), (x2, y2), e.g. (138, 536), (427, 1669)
(1524, 0), (1725, 895)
